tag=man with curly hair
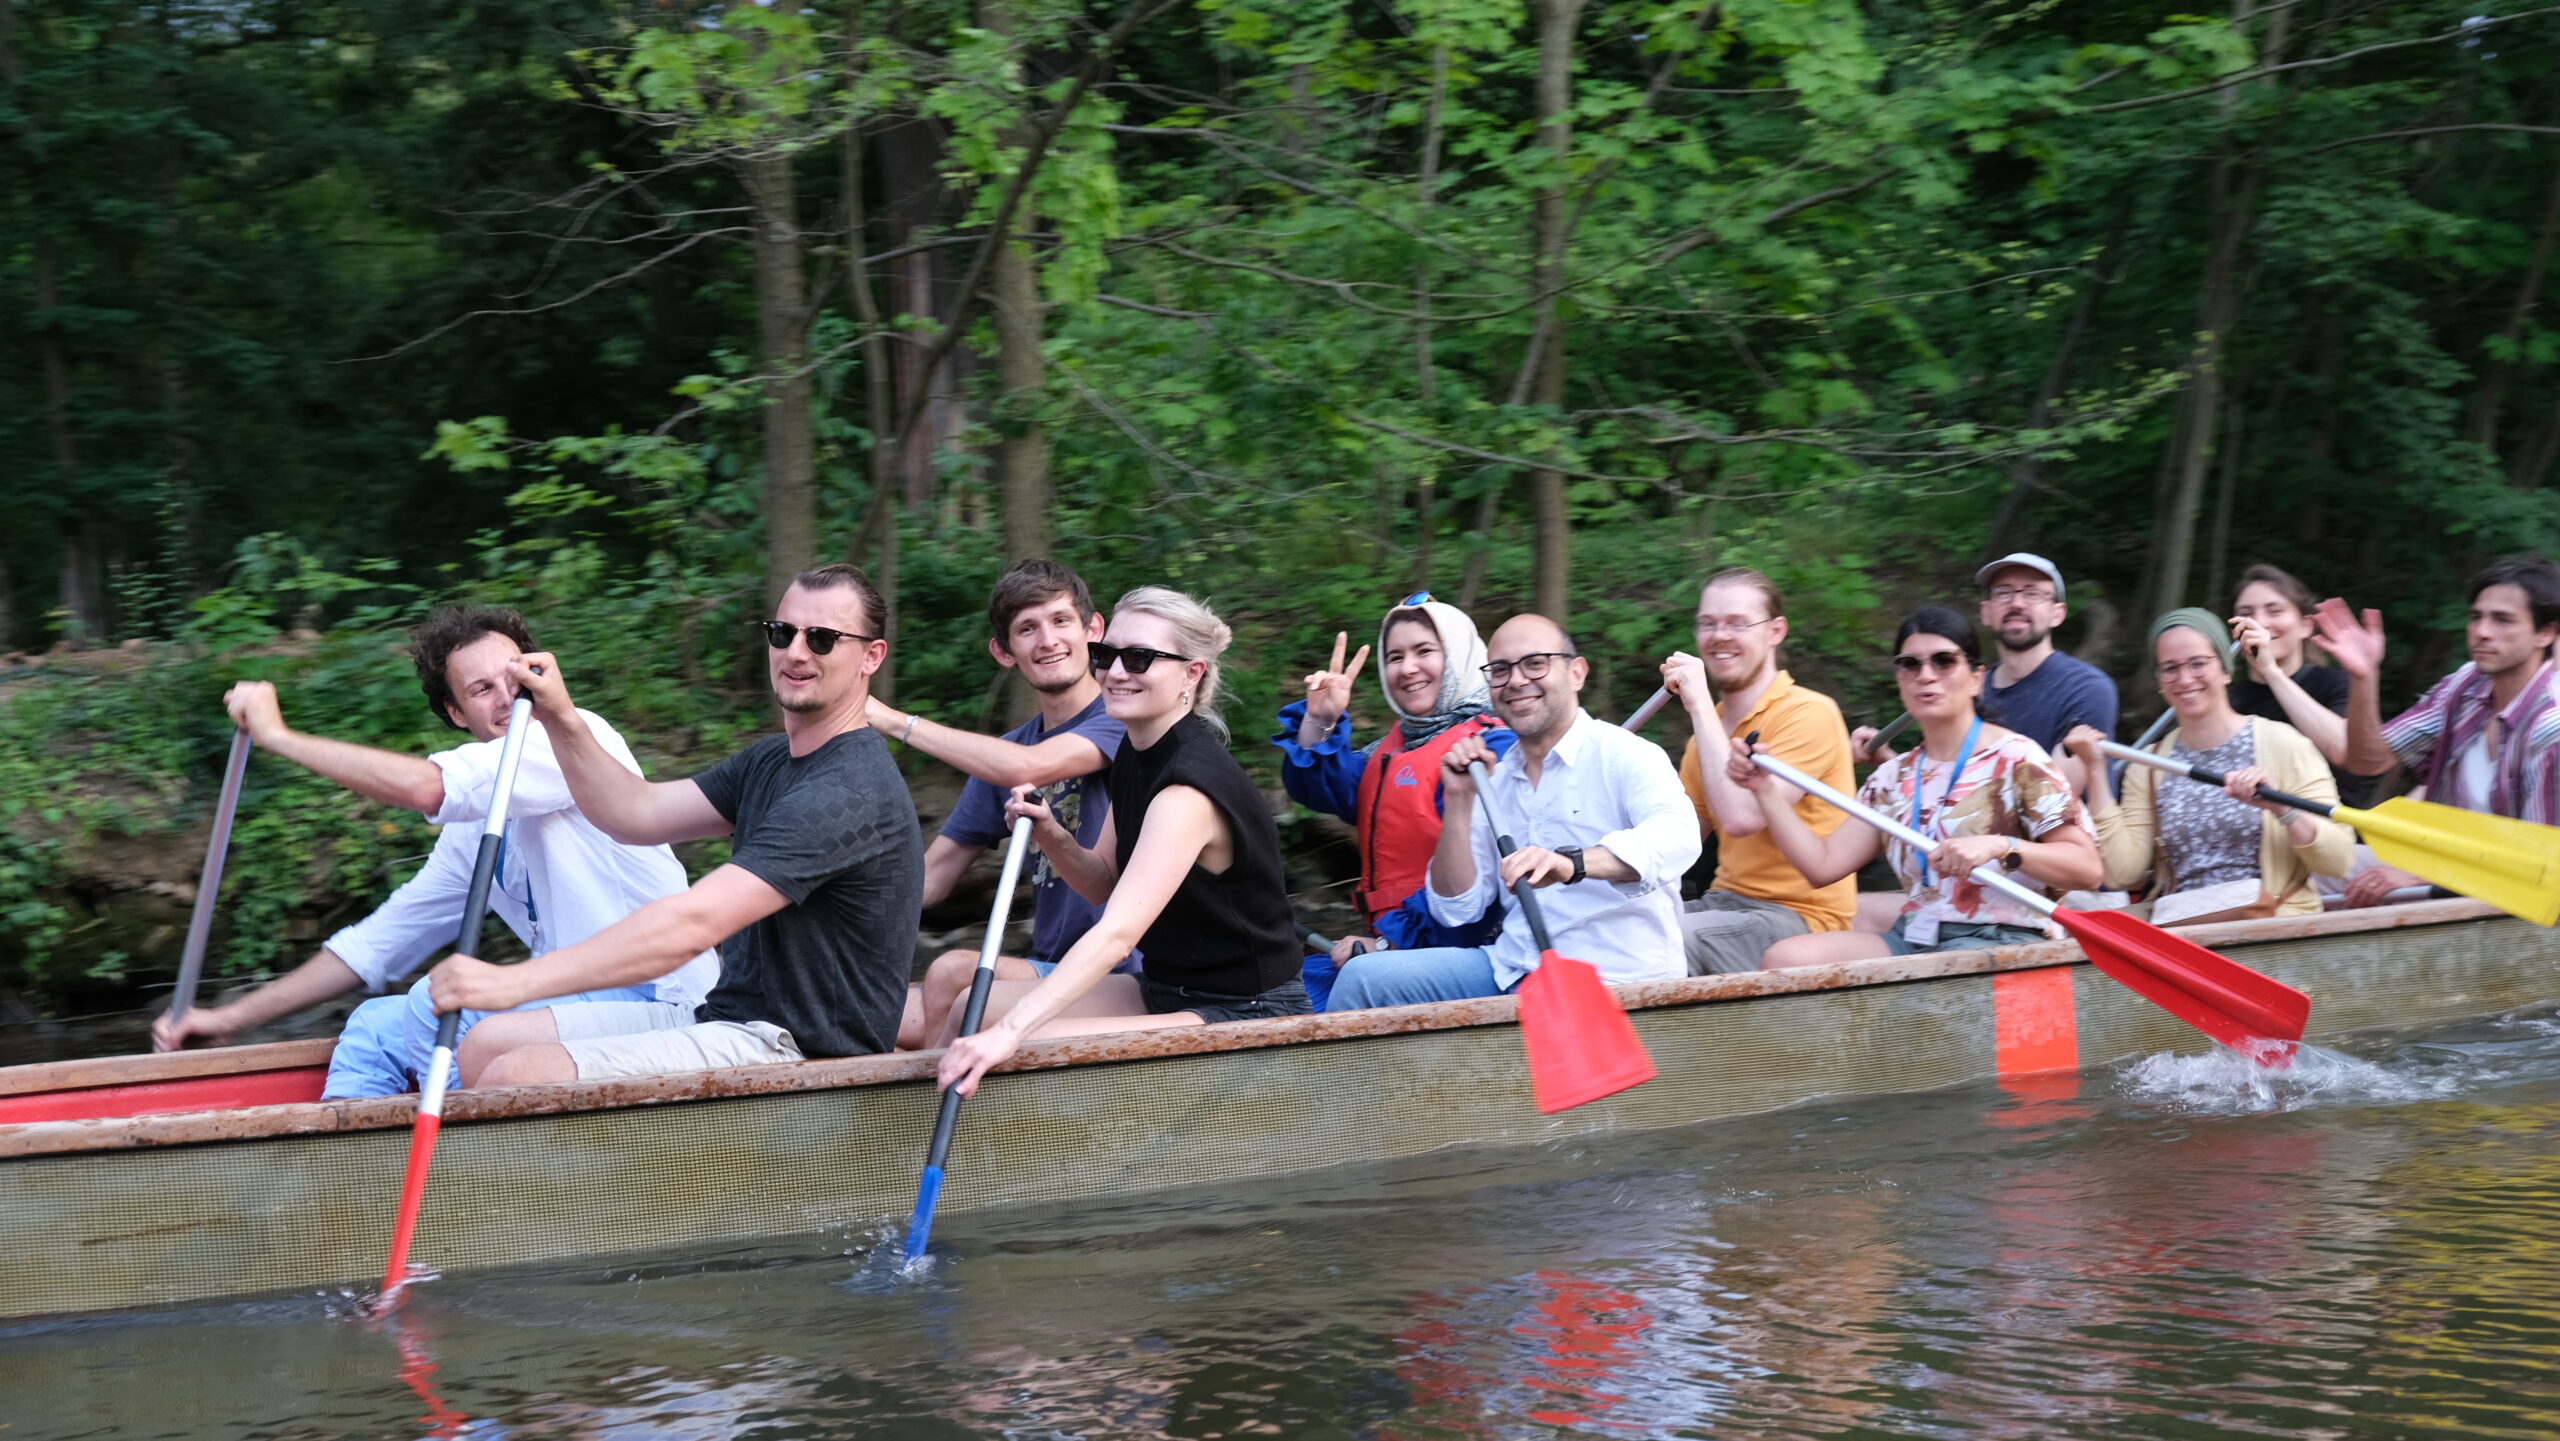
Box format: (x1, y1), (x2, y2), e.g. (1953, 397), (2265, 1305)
(151, 605), (716, 1097)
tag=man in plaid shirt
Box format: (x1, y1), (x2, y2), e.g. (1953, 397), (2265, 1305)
(2314, 556), (2560, 906)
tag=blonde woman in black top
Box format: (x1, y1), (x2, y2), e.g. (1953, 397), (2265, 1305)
(940, 587), (1306, 1097)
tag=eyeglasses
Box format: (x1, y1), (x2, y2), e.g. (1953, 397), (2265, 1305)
(1986, 586), (2056, 605)
(748, 621), (878, 655)
(1090, 641), (1190, 676)
(1890, 650), (1969, 675)
(1695, 617), (1777, 639)
(1482, 651), (1574, 685)
(2154, 656), (2222, 680)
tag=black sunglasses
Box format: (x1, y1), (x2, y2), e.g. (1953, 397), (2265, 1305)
(1089, 641), (1191, 676)
(748, 621), (879, 656)
(1890, 650), (1969, 675)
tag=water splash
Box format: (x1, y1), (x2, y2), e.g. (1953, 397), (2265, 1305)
(2115, 1042), (2460, 1116)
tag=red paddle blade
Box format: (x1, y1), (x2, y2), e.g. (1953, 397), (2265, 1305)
(2048, 908), (2308, 1065)
(1517, 952), (1657, 1113)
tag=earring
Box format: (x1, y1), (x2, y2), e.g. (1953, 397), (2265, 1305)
(1180, 691), (1192, 705)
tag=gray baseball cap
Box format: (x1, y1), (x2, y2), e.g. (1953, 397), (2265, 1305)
(1975, 552), (2065, 601)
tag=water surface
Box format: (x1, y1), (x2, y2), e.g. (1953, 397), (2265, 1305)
(11, 1007), (2560, 1439)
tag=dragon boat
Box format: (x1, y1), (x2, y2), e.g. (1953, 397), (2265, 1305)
(0, 897), (2545, 1320)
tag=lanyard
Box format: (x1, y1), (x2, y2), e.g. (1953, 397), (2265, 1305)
(1908, 714), (1983, 886)
(493, 820), (540, 939)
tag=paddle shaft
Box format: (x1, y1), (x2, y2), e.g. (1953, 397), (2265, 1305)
(2098, 739), (2330, 816)
(2106, 710), (2177, 789)
(1624, 688), (1671, 732)
(1464, 761), (1564, 953)
(1745, 749), (2058, 919)
(904, 815), (1036, 1260)
(168, 729), (253, 1026)
(380, 679), (541, 1296)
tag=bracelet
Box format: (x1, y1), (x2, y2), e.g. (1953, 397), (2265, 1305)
(900, 712), (919, 746)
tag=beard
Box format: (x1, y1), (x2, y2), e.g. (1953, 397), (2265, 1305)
(1995, 616), (2051, 652)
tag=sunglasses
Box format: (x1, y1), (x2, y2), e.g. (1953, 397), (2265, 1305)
(748, 621), (878, 656)
(1890, 650), (1969, 675)
(1090, 641), (1191, 676)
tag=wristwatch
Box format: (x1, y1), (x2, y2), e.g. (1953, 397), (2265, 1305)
(1999, 836), (2025, 871)
(1555, 845), (1588, 884)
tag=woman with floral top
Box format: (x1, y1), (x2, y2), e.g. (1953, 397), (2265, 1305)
(1731, 605), (2102, 965)
(2061, 609), (2352, 924)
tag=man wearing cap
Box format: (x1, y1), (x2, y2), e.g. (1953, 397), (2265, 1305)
(1864, 555), (2118, 779)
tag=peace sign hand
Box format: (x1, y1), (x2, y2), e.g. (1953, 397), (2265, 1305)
(1302, 631), (1371, 733)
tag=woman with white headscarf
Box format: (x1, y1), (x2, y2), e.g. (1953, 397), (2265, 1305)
(1273, 592), (1515, 1005)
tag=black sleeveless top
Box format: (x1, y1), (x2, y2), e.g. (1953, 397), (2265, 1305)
(1107, 713), (1300, 996)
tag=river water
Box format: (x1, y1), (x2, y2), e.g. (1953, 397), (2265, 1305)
(9, 1005), (2560, 1439)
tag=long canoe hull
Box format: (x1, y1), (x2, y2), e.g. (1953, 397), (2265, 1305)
(0, 900), (2544, 1321)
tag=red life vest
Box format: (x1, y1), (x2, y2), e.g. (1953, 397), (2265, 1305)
(1353, 714), (1502, 921)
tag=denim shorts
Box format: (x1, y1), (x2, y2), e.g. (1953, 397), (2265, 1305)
(1880, 916), (2052, 956)
(1140, 977), (1313, 1024)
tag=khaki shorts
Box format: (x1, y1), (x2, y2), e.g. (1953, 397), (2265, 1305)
(1681, 891), (1810, 975)
(561, 1019), (804, 1081)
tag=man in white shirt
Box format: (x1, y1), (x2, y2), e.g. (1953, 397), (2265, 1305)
(1327, 614), (1700, 1008)
(150, 606), (717, 1097)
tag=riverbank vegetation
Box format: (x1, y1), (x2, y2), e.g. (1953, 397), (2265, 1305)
(5, 0), (2559, 1007)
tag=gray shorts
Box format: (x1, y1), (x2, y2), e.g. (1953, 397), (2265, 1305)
(1681, 892), (1811, 975)
(561, 1019), (804, 1081)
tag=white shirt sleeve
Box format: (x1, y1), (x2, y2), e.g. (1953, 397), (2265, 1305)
(1425, 798), (1502, 928)
(323, 827), (477, 992)
(427, 709), (636, 827)
(1595, 733), (1703, 895)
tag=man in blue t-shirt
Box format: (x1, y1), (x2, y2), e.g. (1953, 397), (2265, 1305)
(1852, 554), (2119, 788)
(866, 559), (1129, 1048)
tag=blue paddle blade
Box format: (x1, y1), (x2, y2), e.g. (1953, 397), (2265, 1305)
(901, 1164), (945, 1261)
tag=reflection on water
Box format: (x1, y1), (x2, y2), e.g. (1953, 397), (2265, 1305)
(12, 1007), (2560, 1438)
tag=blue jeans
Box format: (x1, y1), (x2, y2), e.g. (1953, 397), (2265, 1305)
(1325, 945), (1507, 1011)
(321, 975), (662, 1099)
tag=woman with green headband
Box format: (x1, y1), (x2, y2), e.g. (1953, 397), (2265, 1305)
(2062, 609), (2353, 924)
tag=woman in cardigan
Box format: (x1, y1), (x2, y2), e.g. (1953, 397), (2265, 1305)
(2063, 609), (2352, 924)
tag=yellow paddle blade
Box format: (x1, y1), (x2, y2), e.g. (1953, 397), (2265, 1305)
(2338, 797), (2560, 926)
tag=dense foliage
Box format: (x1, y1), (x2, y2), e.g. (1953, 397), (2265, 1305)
(5, 0), (2560, 1000)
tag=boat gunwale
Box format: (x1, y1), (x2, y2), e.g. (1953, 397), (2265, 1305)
(0, 897), (2502, 1160)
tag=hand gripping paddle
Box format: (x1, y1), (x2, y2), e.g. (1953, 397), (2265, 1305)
(1465, 761), (1657, 1111)
(1745, 739), (2308, 1065)
(2101, 738), (2560, 927)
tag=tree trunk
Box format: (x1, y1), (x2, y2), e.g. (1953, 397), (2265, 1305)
(2470, 147), (2560, 456)
(1985, 209), (2124, 556)
(1526, 0), (1584, 623)
(2152, 160), (2264, 616)
(843, 8), (901, 702)
(743, 150), (816, 610)
(33, 234), (104, 643)
(1407, 43), (1450, 594)
(876, 116), (965, 508)
(991, 206), (1050, 562)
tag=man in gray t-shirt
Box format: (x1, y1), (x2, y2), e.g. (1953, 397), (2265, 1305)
(432, 563), (925, 1084)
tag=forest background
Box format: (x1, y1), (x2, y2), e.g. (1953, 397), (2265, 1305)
(6, 0), (2560, 1015)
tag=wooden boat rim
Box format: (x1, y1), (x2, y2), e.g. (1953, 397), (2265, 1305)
(0, 897), (2501, 1161)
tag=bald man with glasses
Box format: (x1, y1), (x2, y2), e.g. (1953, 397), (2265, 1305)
(1326, 614), (1699, 1010)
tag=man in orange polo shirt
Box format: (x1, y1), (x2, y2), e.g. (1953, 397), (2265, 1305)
(1658, 568), (1858, 972)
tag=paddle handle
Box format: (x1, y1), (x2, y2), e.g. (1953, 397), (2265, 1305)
(1873, 712), (1914, 750)
(2096, 739), (2334, 818)
(168, 729), (253, 1026)
(904, 813), (1036, 1261)
(1465, 761), (1561, 954)
(1743, 747), (2058, 919)
(1624, 688), (1670, 731)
